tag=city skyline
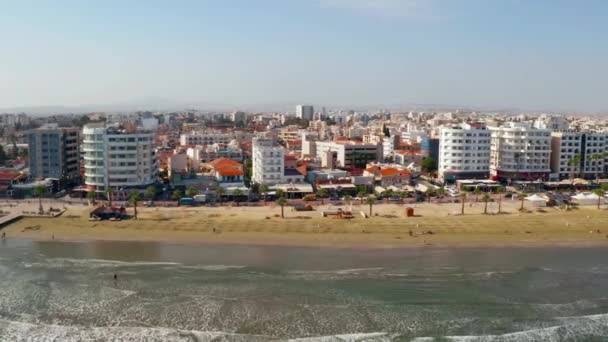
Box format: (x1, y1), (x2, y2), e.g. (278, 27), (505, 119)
(1, 0), (607, 113)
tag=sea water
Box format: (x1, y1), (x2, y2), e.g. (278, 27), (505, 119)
(0, 239), (607, 341)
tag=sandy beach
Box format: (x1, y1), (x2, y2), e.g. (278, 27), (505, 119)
(2, 199), (608, 248)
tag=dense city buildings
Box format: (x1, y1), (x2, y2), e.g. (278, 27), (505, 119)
(83, 123), (158, 193)
(27, 124), (80, 183)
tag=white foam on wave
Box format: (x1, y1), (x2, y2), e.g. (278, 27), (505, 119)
(289, 332), (393, 341)
(178, 264), (247, 271)
(412, 312), (608, 342)
(289, 268), (384, 275)
(0, 319), (274, 342)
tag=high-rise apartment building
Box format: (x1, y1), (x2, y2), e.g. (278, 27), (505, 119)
(83, 124), (158, 192)
(252, 136), (285, 185)
(296, 105), (314, 121)
(550, 131), (607, 180)
(438, 123), (491, 183)
(489, 122), (552, 181)
(315, 141), (382, 169)
(27, 124), (80, 184)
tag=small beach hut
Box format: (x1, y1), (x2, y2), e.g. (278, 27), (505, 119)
(525, 194), (547, 208)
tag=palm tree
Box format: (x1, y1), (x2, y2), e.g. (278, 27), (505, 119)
(593, 188), (605, 209)
(496, 186), (505, 214)
(357, 190), (367, 204)
(482, 193), (491, 214)
(186, 186), (198, 198)
(33, 185), (46, 213)
(232, 188), (243, 206)
(568, 154), (582, 189)
(128, 191), (141, 219)
(365, 196), (376, 217)
(215, 187), (225, 205)
(276, 189), (285, 200)
(592, 153), (607, 183)
(460, 193), (467, 215)
(276, 197), (288, 218)
(518, 193), (528, 211)
(86, 190), (96, 206)
(473, 188), (482, 202)
(105, 189), (113, 207)
(145, 186), (157, 200)
(260, 184), (269, 204)
(343, 194), (353, 210)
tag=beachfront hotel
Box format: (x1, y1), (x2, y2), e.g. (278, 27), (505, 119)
(550, 131), (607, 180)
(251, 136), (285, 185)
(82, 123), (158, 193)
(489, 122), (552, 181)
(27, 123), (80, 184)
(438, 123), (491, 183)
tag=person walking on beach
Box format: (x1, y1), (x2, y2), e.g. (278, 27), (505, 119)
(113, 273), (118, 286)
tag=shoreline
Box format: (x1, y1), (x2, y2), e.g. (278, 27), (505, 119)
(3, 201), (608, 249)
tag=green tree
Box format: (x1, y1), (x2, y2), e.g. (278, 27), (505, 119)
(421, 157), (436, 175)
(276, 197), (288, 218)
(518, 193), (528, 211)
(593, 188), (605, 209)
(33, 185), (46, 213)
(172, 189), (184, 201)
(260, 184), (270, 204)
(215, 186), (225, 204)
(128, 191), (141, 219)
(86, 190), (97, 206)
(276, 189), (285, 199)
(436, 187), (446, 198)
(568, 154), (582, 188)
(473, 188), (482, 202)
(365, 196), (376, 217)
(482, 193), (491, 214)
(186, 186), (199, 198)
(145, 186), (158, 200)
(592, 153), (607, 183)
(460, 193), (467, 215)
(232, 188), (243, 206)
(496, 186), (505, 214)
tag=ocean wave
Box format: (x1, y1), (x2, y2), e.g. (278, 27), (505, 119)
(0, 319), (274, 342)
(21, 257), (247, 272)
(412, 312), (608, 342)
(289, 332), (393, 341)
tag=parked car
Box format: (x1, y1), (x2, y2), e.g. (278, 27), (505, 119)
(144, 201), (155, 207)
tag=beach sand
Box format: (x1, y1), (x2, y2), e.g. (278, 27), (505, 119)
(3, 199), (608, 248)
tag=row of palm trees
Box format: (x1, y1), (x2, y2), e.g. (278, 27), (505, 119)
(568, 152), (607, 186)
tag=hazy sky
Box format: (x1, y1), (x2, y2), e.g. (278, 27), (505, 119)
(1, 0), (607, 112)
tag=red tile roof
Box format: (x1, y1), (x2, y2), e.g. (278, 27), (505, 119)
(209, 158), (244, 177)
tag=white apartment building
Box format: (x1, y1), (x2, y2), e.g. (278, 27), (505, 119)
(179, 131), (233, 146)
(315, 141), (382, 169)
(489, 122), (552, 181)
(551, 131), (607, 180)
(438, 123), (491, 183)
(252, 137), (285, 185)
(83, 124), (158, 192)
(296, 105), (314, 121)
